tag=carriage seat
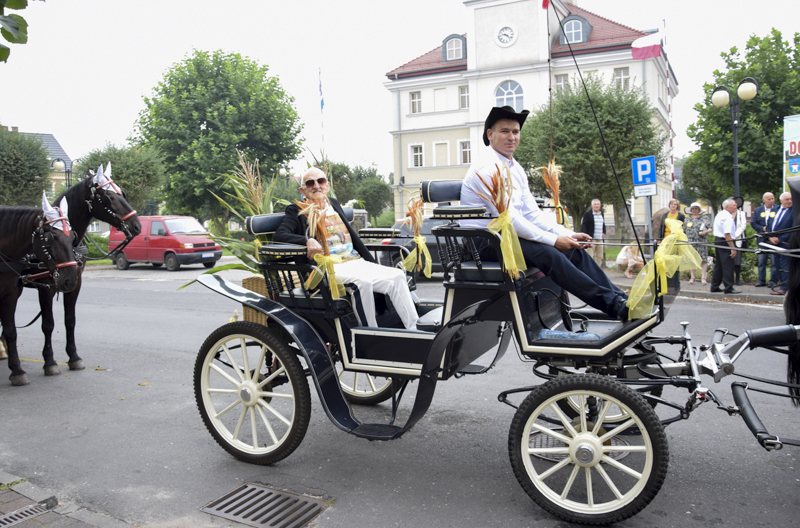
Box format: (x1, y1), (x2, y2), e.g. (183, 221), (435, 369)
(416, 306), (443, 332)
(278, 287), (352, 312)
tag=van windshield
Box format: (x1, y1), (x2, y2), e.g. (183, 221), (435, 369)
(165, 218), (207, 235)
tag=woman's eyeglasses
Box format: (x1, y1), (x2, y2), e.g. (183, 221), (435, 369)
(304, 177), (328, 188)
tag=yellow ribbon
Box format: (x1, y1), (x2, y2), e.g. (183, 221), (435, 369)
(403, 235), (432, 278)
(627, 218), (702, 319)
(305, 254), (346, 299)
(487, 210), (526, 280)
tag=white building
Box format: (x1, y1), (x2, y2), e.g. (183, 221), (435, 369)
(384, 0), (678, 228)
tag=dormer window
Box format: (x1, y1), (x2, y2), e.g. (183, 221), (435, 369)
(442, 34), (466, 62)
(559, 16), (591, 46)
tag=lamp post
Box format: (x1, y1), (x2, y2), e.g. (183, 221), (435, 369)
(711, 77), (758, 200)
(278, 168), (295, 182)
(51, 158), (72, 189)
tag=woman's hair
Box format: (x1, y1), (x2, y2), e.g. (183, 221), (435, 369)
(669, 199), (679, 207)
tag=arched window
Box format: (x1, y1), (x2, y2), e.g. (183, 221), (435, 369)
(495, 81), (524, 112)
(565, 20), (582, 43)
(446, 38), (463, 60)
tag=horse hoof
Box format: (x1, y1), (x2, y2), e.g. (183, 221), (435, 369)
(10, 374), (30, 386)
(68, 360), (85, 371)
(44, 365), (61, 376)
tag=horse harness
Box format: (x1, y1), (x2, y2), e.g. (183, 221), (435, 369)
(84, 182), (138, 257)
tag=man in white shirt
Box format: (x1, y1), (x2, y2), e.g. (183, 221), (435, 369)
(460, 106), (629, 320)
(709, 198), (740, 294)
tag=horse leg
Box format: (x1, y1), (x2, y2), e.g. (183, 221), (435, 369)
(37, 286), (60, 376)
(64, 277), (84, 371)
(1, 293), (29, 386)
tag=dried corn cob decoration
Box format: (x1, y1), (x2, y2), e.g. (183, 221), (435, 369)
(295, 198), (345, 298)
(402, 195), (432, 277)
(475, 164), (525, 279)
(536, 158), (566, 224)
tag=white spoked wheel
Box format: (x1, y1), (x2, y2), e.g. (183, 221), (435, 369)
(194, 322), (311, 465)
(509, 374), (668, 525)
(336, 361), (393, 406)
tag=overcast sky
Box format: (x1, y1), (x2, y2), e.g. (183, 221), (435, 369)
(1, 0), (797, 179)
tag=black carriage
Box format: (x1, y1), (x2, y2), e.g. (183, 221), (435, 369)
(193, 179), (800, 525)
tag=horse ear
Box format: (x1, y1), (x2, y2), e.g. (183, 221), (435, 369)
(41, 193), (52, 212)
(59, 197), (69, 217)
(105, 162), (112, 179)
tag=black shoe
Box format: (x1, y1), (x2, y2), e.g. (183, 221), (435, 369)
(724, 289), (742, 294)
(754, 282), (767, 287)
(614, 296), (629, 322)
(709, 287), (722, 293)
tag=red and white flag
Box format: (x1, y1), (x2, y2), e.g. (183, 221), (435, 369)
(631, 31), (662, 60)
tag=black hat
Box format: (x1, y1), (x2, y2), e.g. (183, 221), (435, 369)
(482, 106), (530, 146)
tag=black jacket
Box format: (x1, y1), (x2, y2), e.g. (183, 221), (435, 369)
(274, 198), (375, 263)
(580, 209), (606, 237)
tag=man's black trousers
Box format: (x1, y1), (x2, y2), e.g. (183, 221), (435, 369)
(711, 237), (735, 292)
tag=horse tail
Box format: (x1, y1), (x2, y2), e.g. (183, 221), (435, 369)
(785, 218), (800, 406)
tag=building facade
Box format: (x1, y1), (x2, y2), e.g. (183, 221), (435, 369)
(384, 0), (678, 230)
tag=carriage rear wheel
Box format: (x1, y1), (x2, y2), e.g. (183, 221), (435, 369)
(194, 322), (311, 465)
(335, 361), (393, 405)
(508, 374), (668, 525)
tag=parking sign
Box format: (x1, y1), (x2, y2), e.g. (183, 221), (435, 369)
(631, 156), (657, 197)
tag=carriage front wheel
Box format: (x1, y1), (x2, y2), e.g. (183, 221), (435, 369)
(194, 322), (311, 465)
(508, 374), (668, 525)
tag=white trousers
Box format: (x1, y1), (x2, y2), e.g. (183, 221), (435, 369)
(334, 259), (419, 329)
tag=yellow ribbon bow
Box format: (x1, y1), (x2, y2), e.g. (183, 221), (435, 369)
(488, 210), (526, 280)
(403, 235), (432, 278)
(305, 254), (346, 299)
(627, 218), (702, 319)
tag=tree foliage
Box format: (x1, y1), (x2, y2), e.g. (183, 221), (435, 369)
(515, 77), (667, 234)
(0, 0), (39, 63)
(133, 49), (303, 233)
(679, 151), (727, 216)
(687, 29), (800, 202)
(356, 177), (392, 222)
(0, 125), (49, 205)
(74, 144), (165, 213)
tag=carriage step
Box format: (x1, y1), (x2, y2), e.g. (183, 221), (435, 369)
(351, 423), (403, 440)
(458, 364), (488, 374)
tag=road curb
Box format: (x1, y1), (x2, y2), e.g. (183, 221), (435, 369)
(0, 471), (56, 509)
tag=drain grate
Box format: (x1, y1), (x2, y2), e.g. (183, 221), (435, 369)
(530, 432), (630, 462)
(0, 504), (47, 527)
(201, 483), (326, 528)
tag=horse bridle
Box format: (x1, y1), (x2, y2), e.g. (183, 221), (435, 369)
(85, 183), (138, 256)
(22, 212), (78, 287)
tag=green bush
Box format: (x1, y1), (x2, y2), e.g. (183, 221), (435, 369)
(375, 209), (396, 228)
(228, 230), (255, 242)
(85, 234), (109, 259)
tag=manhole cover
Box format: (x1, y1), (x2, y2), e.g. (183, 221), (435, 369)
(529, 432), (630, 462)
(0, 504), (47, 527)
(201, 483), (326, 528)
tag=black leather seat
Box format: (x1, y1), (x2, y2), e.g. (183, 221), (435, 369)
(454, 262), (542, 282)
(278, 287), (351, 312)
(416, 306), (443, 332)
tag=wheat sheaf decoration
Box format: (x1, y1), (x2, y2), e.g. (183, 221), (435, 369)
(295, 198), (345, 299)
(536, 158), (567, 225)
(475, 164), (526, 279)
(402, 195), (432, 278)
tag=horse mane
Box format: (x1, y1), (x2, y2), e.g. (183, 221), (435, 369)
(53, 176), (93, 239)
(0, 206), (41, 256)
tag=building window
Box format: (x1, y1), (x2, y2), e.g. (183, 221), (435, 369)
(495, 81), (523, 112)
(410, 91), (421, 114)
(614, 67), (630, 90)
(447, 38), (463, 60)
(565, 20), (582, 43)
(88, 221), (100, 233)
(459, 86), (469, 109)
(555, 74), (569, 92)
(459, 141), (471, 165)
(411, 145), (423, 168)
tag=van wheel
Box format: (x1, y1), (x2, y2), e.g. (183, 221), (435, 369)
(116, 253), (129, 270)
(165, 253), (180, 271)
(203, 262), (216, 269)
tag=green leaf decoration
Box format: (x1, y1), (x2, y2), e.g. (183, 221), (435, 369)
(0, 15), (19, 39)
(178, 262), (259, 290)
(0, 13), (25, 43)
(0, 42), (9, 62)
(5, 1), (30, 10)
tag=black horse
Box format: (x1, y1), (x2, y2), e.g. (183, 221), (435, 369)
(28, 173), (141, 376)
(1, 205), (80, 385)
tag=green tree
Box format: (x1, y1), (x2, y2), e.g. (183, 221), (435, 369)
(0, 125), (49, 205)
(687, 29), (800, 202)
(356, 177), (391, 222)
(74, 144), (166, 212)
(679, 151), (727, 216)
(133, 49), (303, 234)
(515, 77), (667, 237)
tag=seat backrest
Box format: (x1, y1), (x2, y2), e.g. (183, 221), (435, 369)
(421, 180), (463, 203)
(246, 206), (355, 236)
(342, 206), (354, 223)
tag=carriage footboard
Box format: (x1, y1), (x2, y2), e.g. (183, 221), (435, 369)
(731, 382), (800, 451)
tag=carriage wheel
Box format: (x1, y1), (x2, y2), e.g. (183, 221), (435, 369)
(508, 374), (668, 525)
(194, 322), (311, 465)
(335, 361), (393, 405)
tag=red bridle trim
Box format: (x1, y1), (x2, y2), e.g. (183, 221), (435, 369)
(56, 261), (78, 268)
(121, 210), (137, 221)
(26, 271), (51, 280)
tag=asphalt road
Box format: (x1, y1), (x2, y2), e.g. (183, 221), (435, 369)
(1, 263), (798, 528)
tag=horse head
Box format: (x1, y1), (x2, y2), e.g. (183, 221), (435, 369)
(86, 163), (142, 239)
(35, 197), (79, 293)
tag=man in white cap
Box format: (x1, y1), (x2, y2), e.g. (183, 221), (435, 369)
(460, 106), (629, 320)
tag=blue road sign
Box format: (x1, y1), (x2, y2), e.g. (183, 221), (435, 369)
(632, 156), (657, 185)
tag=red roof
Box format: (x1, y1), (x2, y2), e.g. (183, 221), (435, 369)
(386, 38), (467, 79)
(551, 4), (648, 56)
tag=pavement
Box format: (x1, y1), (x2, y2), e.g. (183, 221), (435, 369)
(0, 259), (784, 527)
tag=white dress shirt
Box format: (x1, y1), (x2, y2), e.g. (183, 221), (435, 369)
(713, 209), (735, 238)
(460, 147), (573, 246)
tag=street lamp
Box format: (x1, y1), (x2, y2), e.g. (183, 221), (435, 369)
(711, 77), (759, 200)
(51, 158), (72, 188)
(278, 168), (295, 182)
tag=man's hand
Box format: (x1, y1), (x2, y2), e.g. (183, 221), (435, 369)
(554, 235), (584, 252)
(730, 249), (737, 258)
(307, 238), (323, 259)
(769, 236), (780, 245)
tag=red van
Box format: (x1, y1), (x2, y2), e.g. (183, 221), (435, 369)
(109, 215), (222, 271)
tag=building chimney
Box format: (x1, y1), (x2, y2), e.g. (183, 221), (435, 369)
(1, 126), (7, 131)
(11, 126), (18, 132)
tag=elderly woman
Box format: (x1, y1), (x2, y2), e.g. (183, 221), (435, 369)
(659, 199), (685, 240)
(683, 202), (712, 285)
